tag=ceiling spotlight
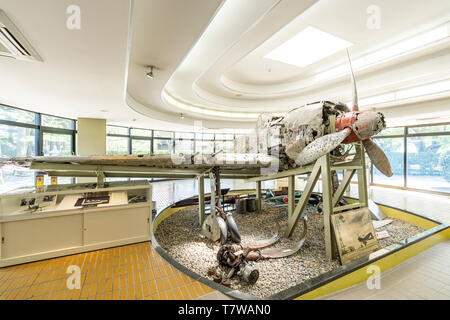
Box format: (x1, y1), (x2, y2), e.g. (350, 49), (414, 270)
(180, 113), (184, 120)
(146, 65), (155, 79)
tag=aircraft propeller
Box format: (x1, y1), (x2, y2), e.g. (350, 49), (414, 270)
(293, 50), (393, 177)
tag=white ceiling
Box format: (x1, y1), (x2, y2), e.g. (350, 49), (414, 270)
(0, 0), (450, 131)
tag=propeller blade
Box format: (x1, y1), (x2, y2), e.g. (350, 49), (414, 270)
(294, 128), (351, 166)
(363, 139), (393, 177)
(346, 49), (358, 111)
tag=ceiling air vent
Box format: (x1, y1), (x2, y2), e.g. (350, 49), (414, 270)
(0, 9), (42, 62)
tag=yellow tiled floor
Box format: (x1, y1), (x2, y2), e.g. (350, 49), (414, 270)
(0, 242), (215, 300)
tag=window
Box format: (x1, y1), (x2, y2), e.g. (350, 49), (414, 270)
(175, 132), (194, 139)
(0, 124), (35, 157)
(375, 127), (404, 137)
(0, 104), (76, 193)
(154, 131), (172, 138)
(407, 135), (449, 192)
(41, 115), (74, 129)
(0, 105), (35, 124)
(43, 133), (72, 156)
(154, 139), (172, 154)
(107, 126), (129, 135)
(372, 137), (404, 187)
(372, 123), (450, 194)
(174, 139), (194, 154)
(214, 140), (234, 153)
(196, 139), (214, 154)
(131, 128), (151, 137)
(106, 136), (129, 155)
(132, 139), (151, 155)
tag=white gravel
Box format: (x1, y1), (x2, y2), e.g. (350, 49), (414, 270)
(155, 203), (425, 298)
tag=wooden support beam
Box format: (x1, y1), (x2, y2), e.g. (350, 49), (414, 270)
(332, 202), (362, 213)
(284, 160), (321, 238)
(321, 153), (336, 260)
(256, 181), (262, 212)
(332, 169), (356, 208)
(246, 164), (314, 182)
(288, 175), (295, 218)
(44, 171), (197, 179)
(198, 175), (205, 225)
(356, 143), (368, 208)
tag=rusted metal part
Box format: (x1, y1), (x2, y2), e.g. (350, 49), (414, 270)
(216, 206), (241, 243)
(235, 199), (246, 213)
(243, 223), (280, 250)
(258, 217), (307, 259)
(245, 198), (257, 212)
(201, 213), (221, 242)
(238, 265), (259, 285)
(216, 216), (228, 245)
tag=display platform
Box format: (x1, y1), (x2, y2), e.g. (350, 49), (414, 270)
(0, 180), (152, 267)
(152, 190), (450, 300)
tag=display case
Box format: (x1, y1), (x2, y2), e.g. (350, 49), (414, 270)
(0, 180), (152, 267)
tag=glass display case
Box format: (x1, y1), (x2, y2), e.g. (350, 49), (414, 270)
(0, 180), (152, 267)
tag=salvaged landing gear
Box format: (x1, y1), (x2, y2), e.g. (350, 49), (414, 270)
(202, 206), (241, 245)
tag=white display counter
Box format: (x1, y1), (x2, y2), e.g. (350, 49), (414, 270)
(0, 181), (152, 267)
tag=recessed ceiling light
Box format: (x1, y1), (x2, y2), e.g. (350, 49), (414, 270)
(264, 26), (353, 68)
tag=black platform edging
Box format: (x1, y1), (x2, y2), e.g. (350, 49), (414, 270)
(152, 193), (449, 300)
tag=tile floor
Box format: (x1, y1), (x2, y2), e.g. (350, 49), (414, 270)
(0, 242), (215, 300)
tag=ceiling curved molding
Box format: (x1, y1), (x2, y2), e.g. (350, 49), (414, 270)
(125, 0), (450, 126)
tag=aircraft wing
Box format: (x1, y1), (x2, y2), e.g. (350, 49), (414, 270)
(0, 153), (275, 170)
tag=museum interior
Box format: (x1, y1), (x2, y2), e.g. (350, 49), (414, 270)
(0, 0), (449, 301)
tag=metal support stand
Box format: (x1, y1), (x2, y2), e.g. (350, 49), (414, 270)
(256, 181), (262, 213)
(198, 175), (205, 225)
(288, 175), (295, 218)
(96, 171), (105, 188)
(321, 153), (336, 260)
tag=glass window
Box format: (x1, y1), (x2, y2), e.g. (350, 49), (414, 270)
(408, 124), (450, 134)
(154, 139), (172, 154)
(41, 115), (73, 129)
(106, 136), (129, 155)
(107, 126), (129, 135)
(131, 139), (151, 154)
(154, 131), (172, 138)
(215, 133), (234, 140)
(43, 133), (72, 156)
(131, 128), (151, 137)
(195, 133), (214, 140)
(215, 140), (234, 153)
(0, 124), (36, 193)
(174, 139), (194, 154)
(375, 127), (404, 137)
(195, 140), (214, 154)
(175, 132), (194, 139)
(0, 124), (35, 157)
(372, 137), (404, 186)
(0, 105), (35, 124)
(407, 136), (450, 192)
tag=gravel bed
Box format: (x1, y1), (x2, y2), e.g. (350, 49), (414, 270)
(154, 203), (425, 298)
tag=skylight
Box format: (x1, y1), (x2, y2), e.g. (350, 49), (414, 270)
(264, 26), (353, 68)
